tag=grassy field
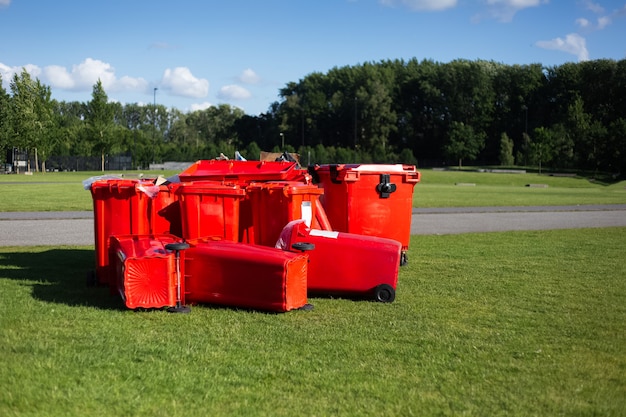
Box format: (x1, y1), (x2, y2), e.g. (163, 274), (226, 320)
(1, 167), (624, 416)
(415, 169), (626, 207)
(1, 228), (624, 416)
(0, 171), (165, 212)
(0, 169), (625, 211)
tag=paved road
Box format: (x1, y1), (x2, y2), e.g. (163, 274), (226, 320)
(1, 205), (625, 247)
(410, 205), (626, 235)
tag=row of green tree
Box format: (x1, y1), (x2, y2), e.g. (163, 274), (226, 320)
(1, 58), (625, 174)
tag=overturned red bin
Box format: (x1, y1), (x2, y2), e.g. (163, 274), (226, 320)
(276, 220), (402, 302)
(109, 234), (183, 309)
(183, 239), (309, 312)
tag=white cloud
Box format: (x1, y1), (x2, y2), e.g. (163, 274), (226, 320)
(190, 102), (213, 112)
(0, 0), (11, 7)
(379, 0), (457, 12)
(38, 58), (148, 93)
(482, 0), (547, 22)
(62, 58), (114, 90)
(575, 1), (626, 32)
(1, 63), (39, 77)
(239, 68), (261, 84)
(161, 67), (209, 98)
(596, 15), (611, 29)
(117, 75), (149, 90)
(42, 65), (74, 89)
(218, 85), (251, 100)
(536, 33), (590, 61)
(0, 63), (41, 89)
(581, 0), (604, 14)
(0, 63), (14, 88)
(575, 17), (590, 28)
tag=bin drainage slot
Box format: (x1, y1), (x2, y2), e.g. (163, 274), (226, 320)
(376, 174), (397, 198)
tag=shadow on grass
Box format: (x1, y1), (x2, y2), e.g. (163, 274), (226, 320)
(0, 248), (126, 310)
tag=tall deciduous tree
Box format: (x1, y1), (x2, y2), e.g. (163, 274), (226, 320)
(9, 69), (54, 172)
(530, 127), (556, 174)
(86, 79), (115, 171)
(0, 74), (10, 165)
(499, 132), (515, 166)
(444, 121), (485, 168)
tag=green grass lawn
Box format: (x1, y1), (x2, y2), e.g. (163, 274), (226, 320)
(1, 228), (625, 416)
(0, 169), (625, 211)
(414, 169), (626, 207)
(1, 167), (624, 416)
(0, 171), (175, 212)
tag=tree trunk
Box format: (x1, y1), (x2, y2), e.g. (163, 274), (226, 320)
(101, 152), (105, 172)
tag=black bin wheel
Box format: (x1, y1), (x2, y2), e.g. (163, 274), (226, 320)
(291, 242), (315, 252)
(373, 284), (395, 303)
(165, 242), (190, 252)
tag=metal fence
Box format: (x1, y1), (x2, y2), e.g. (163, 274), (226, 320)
(3, 148), (135, 173)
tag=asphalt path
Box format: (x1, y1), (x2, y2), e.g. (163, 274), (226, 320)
(1, 205), (625, 247)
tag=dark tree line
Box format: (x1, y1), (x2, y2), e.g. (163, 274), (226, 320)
(279, 58), (626, 174)
(1, 58), (625, 175)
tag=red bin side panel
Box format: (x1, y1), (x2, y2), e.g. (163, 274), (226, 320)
(246, 181), (324, 247)
(109, 234), (183, 309)
(184, 240), (308, 312)
(277, 220), (401, 301)
(178, 182), (245, 241)
(150, 183), (183, 238)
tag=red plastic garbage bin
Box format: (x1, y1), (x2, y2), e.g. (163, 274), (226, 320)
(90, 179), (155, 286)
(178, 160), (308, 184)
(150, 182), (183, 238)
(109, 234), (183, 309)
(245, 181), (325, 246)
(311, 164), (420, 265)
(177, 182), (245, 241)
(183, 239), (309, 312)
(276, 220), (402, 302)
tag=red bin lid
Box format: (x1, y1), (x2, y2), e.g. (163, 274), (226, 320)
(178, 181), (245, 196)
(178, 160), (304, 182)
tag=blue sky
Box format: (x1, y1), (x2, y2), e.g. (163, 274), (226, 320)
(1, 0), (625, 116)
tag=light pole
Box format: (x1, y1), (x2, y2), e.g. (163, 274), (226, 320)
(153, 87), (158, 164)
(280, 132), (284, 150)
(354, 96), (357, 149)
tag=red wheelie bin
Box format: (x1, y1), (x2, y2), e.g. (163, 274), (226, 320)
(276, 220), (402, 302)
(89, 178), (185, 286)
(90, 179), (155, 286)
(177, 182), (246, 241)
(150, 182), (183, 238)
(183, 239), (310, 312)
(178, 160), (308, 184)
(245, 181), (325, 246)
(109, 234), (184, 310)
(310, 164), (419, 265)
